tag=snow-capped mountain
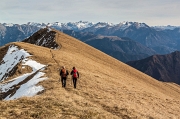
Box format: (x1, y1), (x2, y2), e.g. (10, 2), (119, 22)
(1, 21), (180, 56)
(1, 21), (148, 34)
(2, 21), (179, 32)
(70, 21), (149, 33)
(47, 21), (95, 31)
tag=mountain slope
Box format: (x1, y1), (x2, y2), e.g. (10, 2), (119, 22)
(0, 23), (40, 46)
(127, 51), (180, 85)
(62, 30), (156, 62)
(84, 36), (156, 62)
(0, 29), (180, 118)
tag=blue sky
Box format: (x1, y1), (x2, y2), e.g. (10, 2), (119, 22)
(1, 0), (180, 26)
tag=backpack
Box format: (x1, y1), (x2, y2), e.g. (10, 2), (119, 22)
(61, 69), (67, 77)
(72, 69), (78, 78)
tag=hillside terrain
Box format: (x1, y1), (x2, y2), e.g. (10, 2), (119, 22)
(127, 51), (180, 85)
(0, 28), (180, 118)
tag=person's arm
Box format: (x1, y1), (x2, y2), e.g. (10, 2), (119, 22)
(77, 71), (79, 78)
(60, 70), (62, 76)
(66, 70), (69, 76)
(70, 70), (73, 75)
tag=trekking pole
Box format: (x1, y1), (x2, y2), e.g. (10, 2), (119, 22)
(78, 76), (80, 87)
(71, 76), (73, 86)
(58, 68), (61, 83)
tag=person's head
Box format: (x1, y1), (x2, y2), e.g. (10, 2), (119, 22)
(73, 67), (75, 70)
(62, 66), (65, 69)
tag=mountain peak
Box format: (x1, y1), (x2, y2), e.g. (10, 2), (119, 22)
(22, 28), (59, 49)
(117, 21), (149, 30)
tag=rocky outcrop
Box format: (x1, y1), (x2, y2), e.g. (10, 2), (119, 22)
(23, 28), (59, 49)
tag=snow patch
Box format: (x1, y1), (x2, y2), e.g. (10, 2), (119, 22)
(0, 45), (47, 100)
(0, 45), (31, 82)
(4, 23), (14, 27)
(4, 72), (47, 100)
(117, 22), (147, 30)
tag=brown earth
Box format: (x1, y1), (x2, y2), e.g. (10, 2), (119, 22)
(0, 29), (180, 119)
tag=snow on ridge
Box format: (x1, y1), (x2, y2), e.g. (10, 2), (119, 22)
(2, 21), (151, 32)
(116, 21), (148, 30)
(0, 45), (31, 82)
(37, 21), (112, 30)
(47, 22), (62, 27)
(3, 23), (14, 27)
(94, 22), (114, 28)
(22, 59), (46, 72)
(4, 71), (47, 100)
(45, 21), (94, 30)
(76, 22), (94, 29)
(116, 22), (131, 30)
(65, 21), (94, 30)
(0, 45), (47, 100)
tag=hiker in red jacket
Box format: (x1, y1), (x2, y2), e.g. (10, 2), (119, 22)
(60, 66), (69, 88)
(71, 67), (79, 88)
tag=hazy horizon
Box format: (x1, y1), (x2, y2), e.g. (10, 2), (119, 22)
(1, 0), (180, 26)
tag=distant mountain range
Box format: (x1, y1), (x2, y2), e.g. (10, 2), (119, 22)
(1, 21), (180, 62)
(81, 22), (180, 53)
(62, 30), (156, 62)
(0, 23), (41, 46)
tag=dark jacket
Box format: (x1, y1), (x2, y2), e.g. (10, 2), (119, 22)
(60, 69), (69, 77)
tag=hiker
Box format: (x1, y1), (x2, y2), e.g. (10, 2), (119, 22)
(71, 67), (79, 88)
(60, 66), (69, 88)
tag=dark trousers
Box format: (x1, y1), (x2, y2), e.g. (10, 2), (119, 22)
(61, 77), (67, 87)
(72, 78), (77, 88)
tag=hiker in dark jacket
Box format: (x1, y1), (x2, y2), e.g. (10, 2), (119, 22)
(70, 67), (79, 88)
(60, 66), (69, 88)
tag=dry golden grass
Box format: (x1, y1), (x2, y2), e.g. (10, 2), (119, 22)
(0, 29), (180, 119)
